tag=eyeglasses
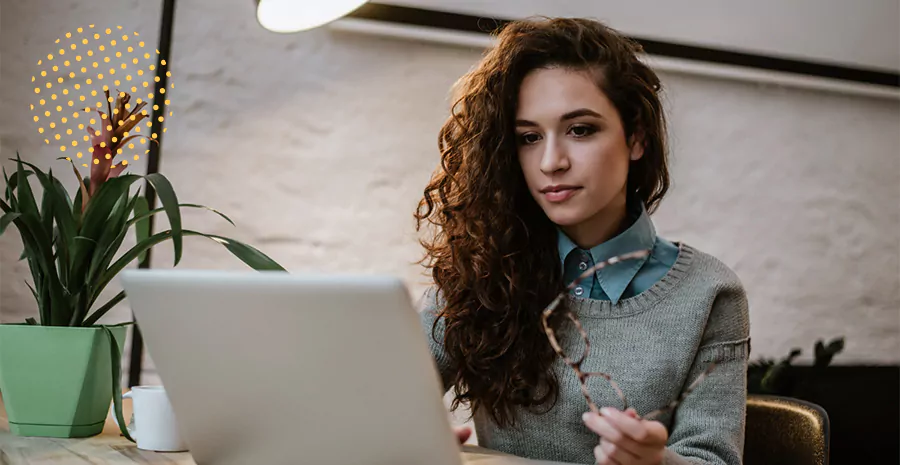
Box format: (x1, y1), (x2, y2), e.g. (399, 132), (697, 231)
(540, 249), (717, 421)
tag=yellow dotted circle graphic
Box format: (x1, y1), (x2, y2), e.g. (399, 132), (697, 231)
(30, 24), (174, 169)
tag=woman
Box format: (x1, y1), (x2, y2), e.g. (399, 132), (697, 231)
(415, 17), (750, 465)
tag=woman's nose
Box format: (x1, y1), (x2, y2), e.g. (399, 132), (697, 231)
(540, 137), (570, 174)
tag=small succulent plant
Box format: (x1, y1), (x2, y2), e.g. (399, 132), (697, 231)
(747, 337), (845, 396)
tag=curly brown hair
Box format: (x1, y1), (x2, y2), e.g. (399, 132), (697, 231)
(415, 17), (670, 428)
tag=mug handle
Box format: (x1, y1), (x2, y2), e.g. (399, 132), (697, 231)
(110, 390), (137, 440)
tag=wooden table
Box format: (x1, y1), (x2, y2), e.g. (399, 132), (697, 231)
(0, 395), (568, 464)
(0, 394), (194, 464)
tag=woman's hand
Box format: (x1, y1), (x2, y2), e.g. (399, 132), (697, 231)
(582, 408), (668, 465)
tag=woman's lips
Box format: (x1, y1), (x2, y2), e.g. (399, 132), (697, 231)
(541, 186), (581, 203)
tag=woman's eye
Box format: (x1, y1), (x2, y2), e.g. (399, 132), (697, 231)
(518, 133), (541, 145)
(569, 125), (597, 138)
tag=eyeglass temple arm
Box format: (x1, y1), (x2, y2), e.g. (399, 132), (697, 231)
(642, 362), (719, 421)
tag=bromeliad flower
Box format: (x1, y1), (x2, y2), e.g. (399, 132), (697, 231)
(85, 89), (152, 196)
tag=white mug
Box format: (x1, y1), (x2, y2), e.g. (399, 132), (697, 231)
(111, 385), (189, 452)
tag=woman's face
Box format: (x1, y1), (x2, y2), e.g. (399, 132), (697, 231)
(515, 67), (642, 238)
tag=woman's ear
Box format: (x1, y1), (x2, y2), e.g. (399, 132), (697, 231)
(629, 133), (645, 161)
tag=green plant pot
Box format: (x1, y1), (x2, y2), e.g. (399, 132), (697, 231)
(0, 324), (128, 438)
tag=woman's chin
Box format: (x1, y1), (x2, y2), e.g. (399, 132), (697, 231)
(543, 209), (589, 228)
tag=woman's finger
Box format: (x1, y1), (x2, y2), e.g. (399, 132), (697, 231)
(601, 408), (667, 446)
(643, 421), (669, 446)
(583, 413), (643, 456)
(594, 443), (623, 465)
(453, 426), (472, 444)
(600, 438), (638, 464)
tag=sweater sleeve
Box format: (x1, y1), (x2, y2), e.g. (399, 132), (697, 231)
(417, 286), (454, 394)
(663, 270), (751, 465)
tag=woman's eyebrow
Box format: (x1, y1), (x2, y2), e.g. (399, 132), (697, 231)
(515, 108), (604, 128)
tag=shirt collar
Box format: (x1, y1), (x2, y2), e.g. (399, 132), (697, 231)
(557, 203), (657, 304)
(557, 229), (581, 270)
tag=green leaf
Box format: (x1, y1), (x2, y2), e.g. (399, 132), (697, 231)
(6, 158), (67, 326)
(48, 172), (76, 287)
(43, 271), (65, 326)
(2, 200), (39, 281)
(78, 191), (135, 324)
(79, 175), (142, 232)
(3, 169), (19, 211)
(70, 174), (141, 287)
(101, 325), (135, 442)
(40, 172), (55, 238)
(90, 227), (173, 303)
(6, 169), (34, 201)
(82, 290), (126, 327)
(119, 201), (237, 266)
(3, 167), (10, 201)
(786, 348), (802, 362)
(73, 235), (97, 250)
(813, 337), (845, 369)
(14, 160), (78, 291)
(24, 281), (41, 323)
(196, 232), (286, 271)
(143, 173), (182, 266)
(0, 212), (21, 235)
(7, 168), (35, 185)
(93, 229), (285, 303)
(69, 291), (90, 327)
(13, 155), (40, 220)
(49, 170), (74, 208)
(87, 200), (238, 310)
(32, 263), (48, 324)
(83, 194), (140, 313)
(73, 177), (90, 224)
(133, 196), (150, 263)
(83, 192), (143, 311)
(826, 337), (845, 353)
(25, 280), (39, 300)
(87, 192), (132, 283)
(126, 203), (235, 229)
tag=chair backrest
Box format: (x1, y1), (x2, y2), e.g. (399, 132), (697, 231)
(744, 395), (830, 465)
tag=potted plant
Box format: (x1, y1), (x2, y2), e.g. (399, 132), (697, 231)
(747, 336), (845, 397)
(0, 89), (285, 438)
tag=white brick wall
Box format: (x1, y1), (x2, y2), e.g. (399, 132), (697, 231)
(2, 0), (898, 394)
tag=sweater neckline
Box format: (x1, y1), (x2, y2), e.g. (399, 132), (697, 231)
(565, 242), (694, 319)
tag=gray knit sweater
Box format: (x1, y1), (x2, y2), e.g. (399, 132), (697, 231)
(418, 243), (750, 465)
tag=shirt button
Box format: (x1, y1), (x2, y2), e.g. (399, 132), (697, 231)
(574, 287), (584, 296)
(578, 262), (588, 271)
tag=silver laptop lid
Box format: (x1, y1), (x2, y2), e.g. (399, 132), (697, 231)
(120, 269), (461, 465)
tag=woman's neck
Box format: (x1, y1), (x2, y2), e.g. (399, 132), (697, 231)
(562, 196), (629, 249)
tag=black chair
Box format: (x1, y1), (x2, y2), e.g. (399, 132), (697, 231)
(744, 395), (830, 465)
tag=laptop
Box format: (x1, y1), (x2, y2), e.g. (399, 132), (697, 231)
(119, 269), (464, 465)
